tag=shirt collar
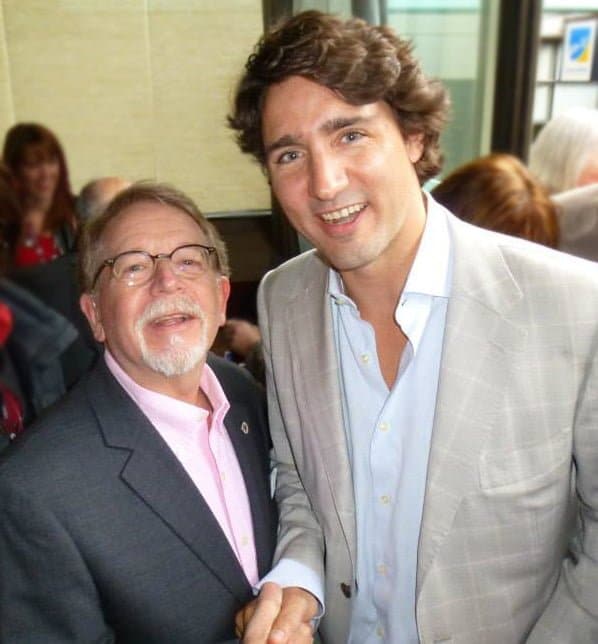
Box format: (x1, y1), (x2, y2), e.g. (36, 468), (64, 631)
(104, 349), (230, 429)
(404, 192), (451, 298)
(327, 191), (452, 301)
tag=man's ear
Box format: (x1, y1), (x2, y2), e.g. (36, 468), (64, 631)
(217, 276), (231, 327)
(80, 293), (106, 343)
(406, 132), (425, 164)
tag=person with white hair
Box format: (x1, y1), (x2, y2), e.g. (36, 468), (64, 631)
(529, 107), (598, 261)
(529, 107), (598, 194)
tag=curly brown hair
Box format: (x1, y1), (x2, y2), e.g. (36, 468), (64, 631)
(229, 10), (450, 184)
(432, 153), (559, 248)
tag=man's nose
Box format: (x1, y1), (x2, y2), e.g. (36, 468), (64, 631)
(149, 257), (181, 292)
(308, 153), (348, 201)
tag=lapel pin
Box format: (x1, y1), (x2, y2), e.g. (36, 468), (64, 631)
(241, 421), (249, 434)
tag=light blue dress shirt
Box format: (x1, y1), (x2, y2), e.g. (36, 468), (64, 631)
(329, 197), (453, 642)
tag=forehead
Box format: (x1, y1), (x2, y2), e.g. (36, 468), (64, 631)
(262, 75), (394, 146)
(263, 77), (346, 133)
(21, 142), (58, 164)
(100, 201), (206, 255)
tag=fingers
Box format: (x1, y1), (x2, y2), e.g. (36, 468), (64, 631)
(266, 587), (318, 644)
(239, 585), (317, 644)
(235, 598), (257, 639)
(241, 582), (283, 643)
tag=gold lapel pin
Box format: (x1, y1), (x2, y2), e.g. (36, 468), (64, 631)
(241, 421), (249, 434)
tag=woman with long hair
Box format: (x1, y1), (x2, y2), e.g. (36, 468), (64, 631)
(3, 123), (77, 267)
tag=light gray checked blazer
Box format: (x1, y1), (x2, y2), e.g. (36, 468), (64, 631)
(257, 207), (598, 644)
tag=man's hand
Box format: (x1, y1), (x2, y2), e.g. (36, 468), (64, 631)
(235, 583), (317, 643)
(223, 319), (261, 359)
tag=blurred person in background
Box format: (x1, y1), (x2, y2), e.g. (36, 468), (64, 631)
(0, 163), (21, 274)
(222, 318), (265, 386)
(9, 176), (131, 393)
(76, 176), (131, 225)
(529, 108), (598, 261)
(0, 167), (23, 449)
(529, 107), (598, 194)
(0, 161), (68, 432)
(432, 152), (559, 247)
(3, 122), (77, 267)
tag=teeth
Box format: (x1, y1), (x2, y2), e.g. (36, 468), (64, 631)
(320, 203), (365, 222)
(154, 314), (189, 324)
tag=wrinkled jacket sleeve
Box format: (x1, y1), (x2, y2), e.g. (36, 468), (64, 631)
(257, 277), (326, 583)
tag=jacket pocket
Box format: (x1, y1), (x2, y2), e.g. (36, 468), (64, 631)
(479, 427), (570, 491)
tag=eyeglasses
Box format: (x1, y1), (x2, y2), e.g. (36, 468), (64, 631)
(91, 243), (217, 289)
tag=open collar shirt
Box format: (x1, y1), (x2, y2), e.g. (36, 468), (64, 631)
(329, 194), (453, 642)
(104, 350), (258, 585)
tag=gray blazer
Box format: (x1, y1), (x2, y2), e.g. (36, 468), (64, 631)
(0, 355), (277, 643)
(258, 212), (598, 643)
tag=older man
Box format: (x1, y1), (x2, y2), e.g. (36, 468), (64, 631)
(0, 182), (276, 642)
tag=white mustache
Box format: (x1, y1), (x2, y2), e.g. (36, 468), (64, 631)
(135, 296), (204, 330)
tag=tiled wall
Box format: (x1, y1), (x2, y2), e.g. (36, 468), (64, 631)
(0, 0), (270, 212)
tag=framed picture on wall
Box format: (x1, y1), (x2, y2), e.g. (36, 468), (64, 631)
(561, 18), (597, 82)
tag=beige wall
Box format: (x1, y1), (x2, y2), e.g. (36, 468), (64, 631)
(0, 0), (270, 212)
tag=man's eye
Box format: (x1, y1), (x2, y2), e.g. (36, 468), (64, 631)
(276, 150), (300, 165)
(342, 131), (363, 143)
(178, 258), (201, 269)
(126, 263), (147, 274)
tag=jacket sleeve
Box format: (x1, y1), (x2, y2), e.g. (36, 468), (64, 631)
(527, 340), (598, 642)
(257, 279), (326, 585)
(0, 480), (114, 643)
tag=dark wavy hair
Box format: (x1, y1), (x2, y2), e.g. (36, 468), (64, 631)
(3, 123), (76, 236)
(229, 10), (450, 184)
(432, 153), (559, 248)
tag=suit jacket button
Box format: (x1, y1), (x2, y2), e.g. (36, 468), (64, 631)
(340, 582), (351, 598)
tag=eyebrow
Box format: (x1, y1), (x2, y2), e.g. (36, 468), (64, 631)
(264, 115), (372, 158)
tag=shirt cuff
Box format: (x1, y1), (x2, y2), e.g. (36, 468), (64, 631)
(255, 558), (325, 620)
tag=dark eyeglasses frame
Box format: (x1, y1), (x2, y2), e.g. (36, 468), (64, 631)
(91, 243), (217, 289)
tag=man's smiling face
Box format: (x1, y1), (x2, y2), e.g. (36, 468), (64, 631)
(262, 75), (425, 277)
(81, 202), (229, 390)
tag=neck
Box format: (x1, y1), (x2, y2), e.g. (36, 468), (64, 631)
(20, 209), (46, 237)
(341, 212), (425, 317)
(128, 361), (208, 408)
(24, 192), (52, 213)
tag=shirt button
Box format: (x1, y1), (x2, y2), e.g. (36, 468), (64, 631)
(379, 421), (389, 432)
(376, 625), (385, 637)
(380, 495), (391, 505)
(241, 535), (249, 546)
(377, 563), (387, 575)
(360, 353), (370, 364)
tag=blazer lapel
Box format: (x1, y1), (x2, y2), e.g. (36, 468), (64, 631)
(85, 361), (250, 602)
(284, 254), (357, 569)
(417, 218), (527, 596)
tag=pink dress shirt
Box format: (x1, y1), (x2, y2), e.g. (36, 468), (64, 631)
(105, 350), (258, 585)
